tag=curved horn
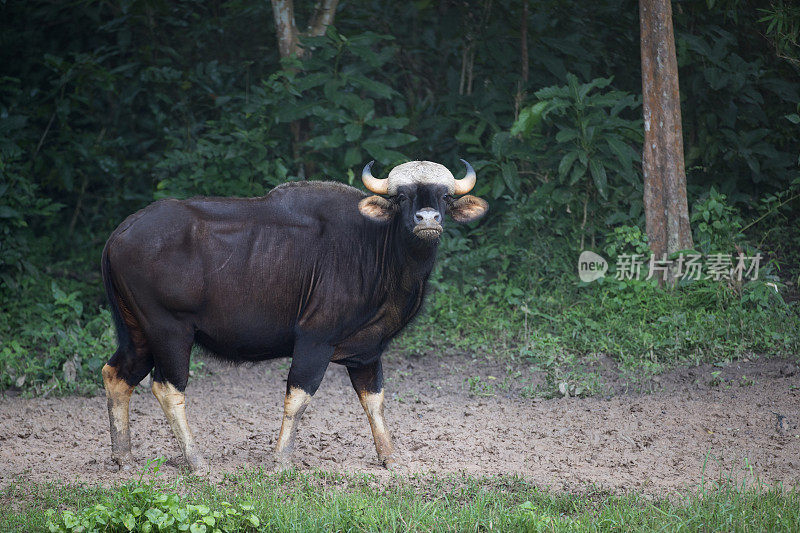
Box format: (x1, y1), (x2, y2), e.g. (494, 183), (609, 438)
(361, 160), (389, 195)
(453, 158), (477, 195)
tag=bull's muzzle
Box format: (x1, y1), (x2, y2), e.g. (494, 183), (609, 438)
(413, 208), (443, 241)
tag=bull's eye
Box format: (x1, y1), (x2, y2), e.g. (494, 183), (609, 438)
(396, 193), (408, 203)
(443, 194), (453, 202)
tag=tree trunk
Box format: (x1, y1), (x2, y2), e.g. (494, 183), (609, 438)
(640, 0), (693, 283)
(270, 0), (340, 59)
(269, 0), (339, 178)
(271, 0), (301, 59)
(307, 0), (338, 38)
(514, 0), (529, 120)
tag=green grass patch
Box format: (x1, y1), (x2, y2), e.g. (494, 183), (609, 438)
(410, 274), (800, 362)
(3, 466), (800, 532)
(396, 274), (800, 398)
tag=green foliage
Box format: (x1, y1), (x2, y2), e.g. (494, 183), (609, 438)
(0, 162), (62, 287)
(2, 0), (800, 393)
(281, 28), (415, 171)
(466, 375), (495, 397)
(0, 271), (115, 395)
(154, 109), (287, 199)
(46, 459), (261, 533)
(603, 224), (650, 259)
(691, 187), (745, 253)
(675, 16), (799, 198)
(0, 77), (63, 287)
(155, 27), (415, 198)
(758, 1), (800, 67)
(520, 347), (607, 399)
(745, 176), (800, 287)
(512, 74), (643, 243)
(688, 188), (790, 313)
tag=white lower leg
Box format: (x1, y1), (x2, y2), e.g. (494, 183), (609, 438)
(358, 389), (396, 467)
(151, 380), (208, 473)
(275, 387), (311, 462)
(102, 364), (135, 467)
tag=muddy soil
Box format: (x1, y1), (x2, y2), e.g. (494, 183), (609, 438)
(1, 352), (799, 494)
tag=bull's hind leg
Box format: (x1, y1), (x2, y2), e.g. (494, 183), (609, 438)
(149, 330), (208, 474)
(347, 359), (398, 469)
(274, 336), (332, 465)
(102, 362), (135, 468)
(102, 349), (154, 469)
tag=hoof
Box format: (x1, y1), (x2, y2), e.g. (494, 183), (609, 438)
(382, 457), (406, 472)
(187, 454), (210, 476)
(112, 452), (136, 471)
(273, 453), (294, 473)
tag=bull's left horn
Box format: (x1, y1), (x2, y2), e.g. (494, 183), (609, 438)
(361, 161), (389, 195)
(453, 159), (476, 195)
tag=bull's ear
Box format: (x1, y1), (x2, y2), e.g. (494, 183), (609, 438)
(447, 195), (488, 223)
(359, 195), (396, 222)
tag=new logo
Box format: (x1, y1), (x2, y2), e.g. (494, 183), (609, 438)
(578, 251), (607, 282)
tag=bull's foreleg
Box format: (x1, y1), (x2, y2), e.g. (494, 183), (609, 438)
(102, 363), (135, 469)
(347, 359), (399, 470)
(274, 386), (312, 462)
(151, 380), (209, 474)
(274, 336), (332, 466)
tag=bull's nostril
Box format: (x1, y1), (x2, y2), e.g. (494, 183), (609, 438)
(415, 209), (441, 225)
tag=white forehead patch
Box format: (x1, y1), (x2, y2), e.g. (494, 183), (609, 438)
(387, 161), (455, 195)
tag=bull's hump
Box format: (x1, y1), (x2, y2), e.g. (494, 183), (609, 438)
(269, 180), (365, 198)
(264, 181), (369, 226)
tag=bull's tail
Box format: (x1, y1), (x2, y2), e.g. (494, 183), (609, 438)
(101, 241), (135, 353)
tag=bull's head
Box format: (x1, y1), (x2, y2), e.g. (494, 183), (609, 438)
(358, 160), (489, 243)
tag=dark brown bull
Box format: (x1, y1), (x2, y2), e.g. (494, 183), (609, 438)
(101, 160), (488, 473)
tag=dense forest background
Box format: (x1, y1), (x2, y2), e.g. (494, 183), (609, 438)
(1, 0), (799, 395)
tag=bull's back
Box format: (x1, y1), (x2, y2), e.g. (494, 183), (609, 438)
(104, 184), (374, 360)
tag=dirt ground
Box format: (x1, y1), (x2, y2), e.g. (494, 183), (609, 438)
(1, 351), (799, 494)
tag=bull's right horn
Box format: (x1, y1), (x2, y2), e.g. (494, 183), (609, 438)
(453, 159), (477, 195)
(361, 160), (389, 195)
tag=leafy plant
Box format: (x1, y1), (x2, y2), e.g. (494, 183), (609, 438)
(466, 375), (495, 397)
(691, 187), (744, 254)
(46, 459), (261, 533)
(154, 26), (416, 198)
(676, 23), (799, 199)
(512, 74), (643, 246)
(758, 1), (800, 67)
(0, 77), (63, 287)
(0, 273), (115, 395)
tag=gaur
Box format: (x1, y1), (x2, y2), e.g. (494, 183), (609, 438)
(100, 160), (488, 472)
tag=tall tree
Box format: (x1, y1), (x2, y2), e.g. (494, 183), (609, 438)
(639, 0), (693, 282)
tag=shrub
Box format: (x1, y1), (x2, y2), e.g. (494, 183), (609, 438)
(0, 274), (114, 395)
(46, 460), (261, 533)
